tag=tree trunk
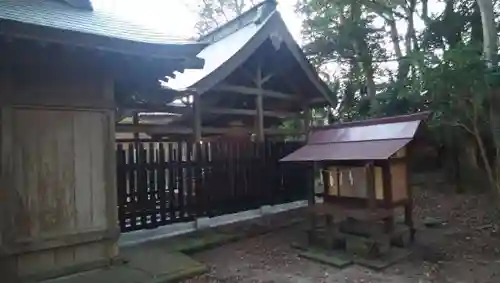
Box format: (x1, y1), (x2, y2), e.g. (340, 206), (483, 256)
(476, 0), (500, 197)
(387, 15), (403, 59)
(350, 1), (377, 106)
(476, 0), (497, 65)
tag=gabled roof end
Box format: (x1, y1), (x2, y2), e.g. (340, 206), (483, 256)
(199, 0), (277, 43)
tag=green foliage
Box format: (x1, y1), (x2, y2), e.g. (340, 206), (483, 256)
(298, 0), (500, 193)
(193, 0), (257, 35)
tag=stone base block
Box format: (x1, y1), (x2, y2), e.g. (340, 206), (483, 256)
(260, 205), (273, 215)
(391, 226), (411, 247)
(345, 234), (390, 258)
(339, 218), (385, 237)
(195, 217), (211, 230)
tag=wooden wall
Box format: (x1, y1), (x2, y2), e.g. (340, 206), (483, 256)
(0, 60), (118, 280)
(390, 162), (408, 202)
(324, 158), (409, 204)
(326, 166), (384, 200)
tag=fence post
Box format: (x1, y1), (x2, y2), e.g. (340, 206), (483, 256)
(116, 143), (127, 231)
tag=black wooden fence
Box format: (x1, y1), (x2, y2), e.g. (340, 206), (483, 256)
(116, 140), (308, 232)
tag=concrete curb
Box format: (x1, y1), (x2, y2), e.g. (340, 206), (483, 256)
(146, 264), (208, 283)
(119, 200), (307, 247)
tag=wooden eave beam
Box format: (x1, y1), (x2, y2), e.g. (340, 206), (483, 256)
(214, 84), (328, 105)
(0, 20), (206, 66)
(116, 124), (218, 135)
(203, 107), (297, 119)
(214, 84), (300, 101)
(119, 105), (298, 119)
(119, 105), (190, 115)
(115, 124), (305, 136)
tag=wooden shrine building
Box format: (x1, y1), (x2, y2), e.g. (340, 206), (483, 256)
(111, 0), (335, 236)
(116, 0), (334, 142)
(281, 112), (429, 258)
(0, 0), (206, 281)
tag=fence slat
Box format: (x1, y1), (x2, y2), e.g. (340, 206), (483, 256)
(167, 143), (176, 222)
(158, 143), (167, 225)
(137, 144), (149, 229)
(185, 142), (193, 218)
(126, 143), (138, 231)
(148, 142), (158, 228)
(177, 142), (186, 220)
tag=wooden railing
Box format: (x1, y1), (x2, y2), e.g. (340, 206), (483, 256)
(116, 140), (309, 232)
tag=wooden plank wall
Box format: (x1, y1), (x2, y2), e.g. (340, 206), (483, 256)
(0, 63), (117, 280)
(5, 109), (109, 241)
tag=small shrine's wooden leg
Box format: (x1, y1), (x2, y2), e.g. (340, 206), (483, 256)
(325, 214), (335, 249)
(406, 158), (416, 242)
(382, 163), (394, 233)
(405, 202), (415, 242)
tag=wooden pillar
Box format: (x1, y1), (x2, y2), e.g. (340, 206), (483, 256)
(303, 107), (317, 244)
(255, 66), (265, 142)
(192, 92), (202, 143)
(303, 107), (314, 205)
(132, 111), (140, 146)
(303, 107), (311, 142)
(256, 94), (264, 142)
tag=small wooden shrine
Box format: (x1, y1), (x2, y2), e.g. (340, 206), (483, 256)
(281, 112), (429, 260)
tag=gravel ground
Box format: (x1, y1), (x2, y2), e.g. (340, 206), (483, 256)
(183, 180), (500, 283)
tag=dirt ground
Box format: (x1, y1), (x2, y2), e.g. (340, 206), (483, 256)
(184, 175), (500, 283)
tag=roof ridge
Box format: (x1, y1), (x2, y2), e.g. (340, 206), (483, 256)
(312, 111), (431, 130)
(57, 0), (93, 10)
(198, 0), (277, 42)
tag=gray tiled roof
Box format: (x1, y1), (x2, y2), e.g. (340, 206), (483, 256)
(165, 0), (333, 106)
(0, 0), (190, 44)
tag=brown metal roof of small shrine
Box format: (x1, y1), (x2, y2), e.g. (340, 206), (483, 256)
(280, 112), (430, 162)
(0, 0), (206, 62)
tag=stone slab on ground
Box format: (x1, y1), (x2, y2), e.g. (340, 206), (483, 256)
(122, 245), (207, 279)
(40, 266), (151, 283)
(298, 247), (353, 268)
(41, 247), (207, 283)
(353, 247), (411, 271)
(157, 231), (240, 254)
(215, 215), (304, 238)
